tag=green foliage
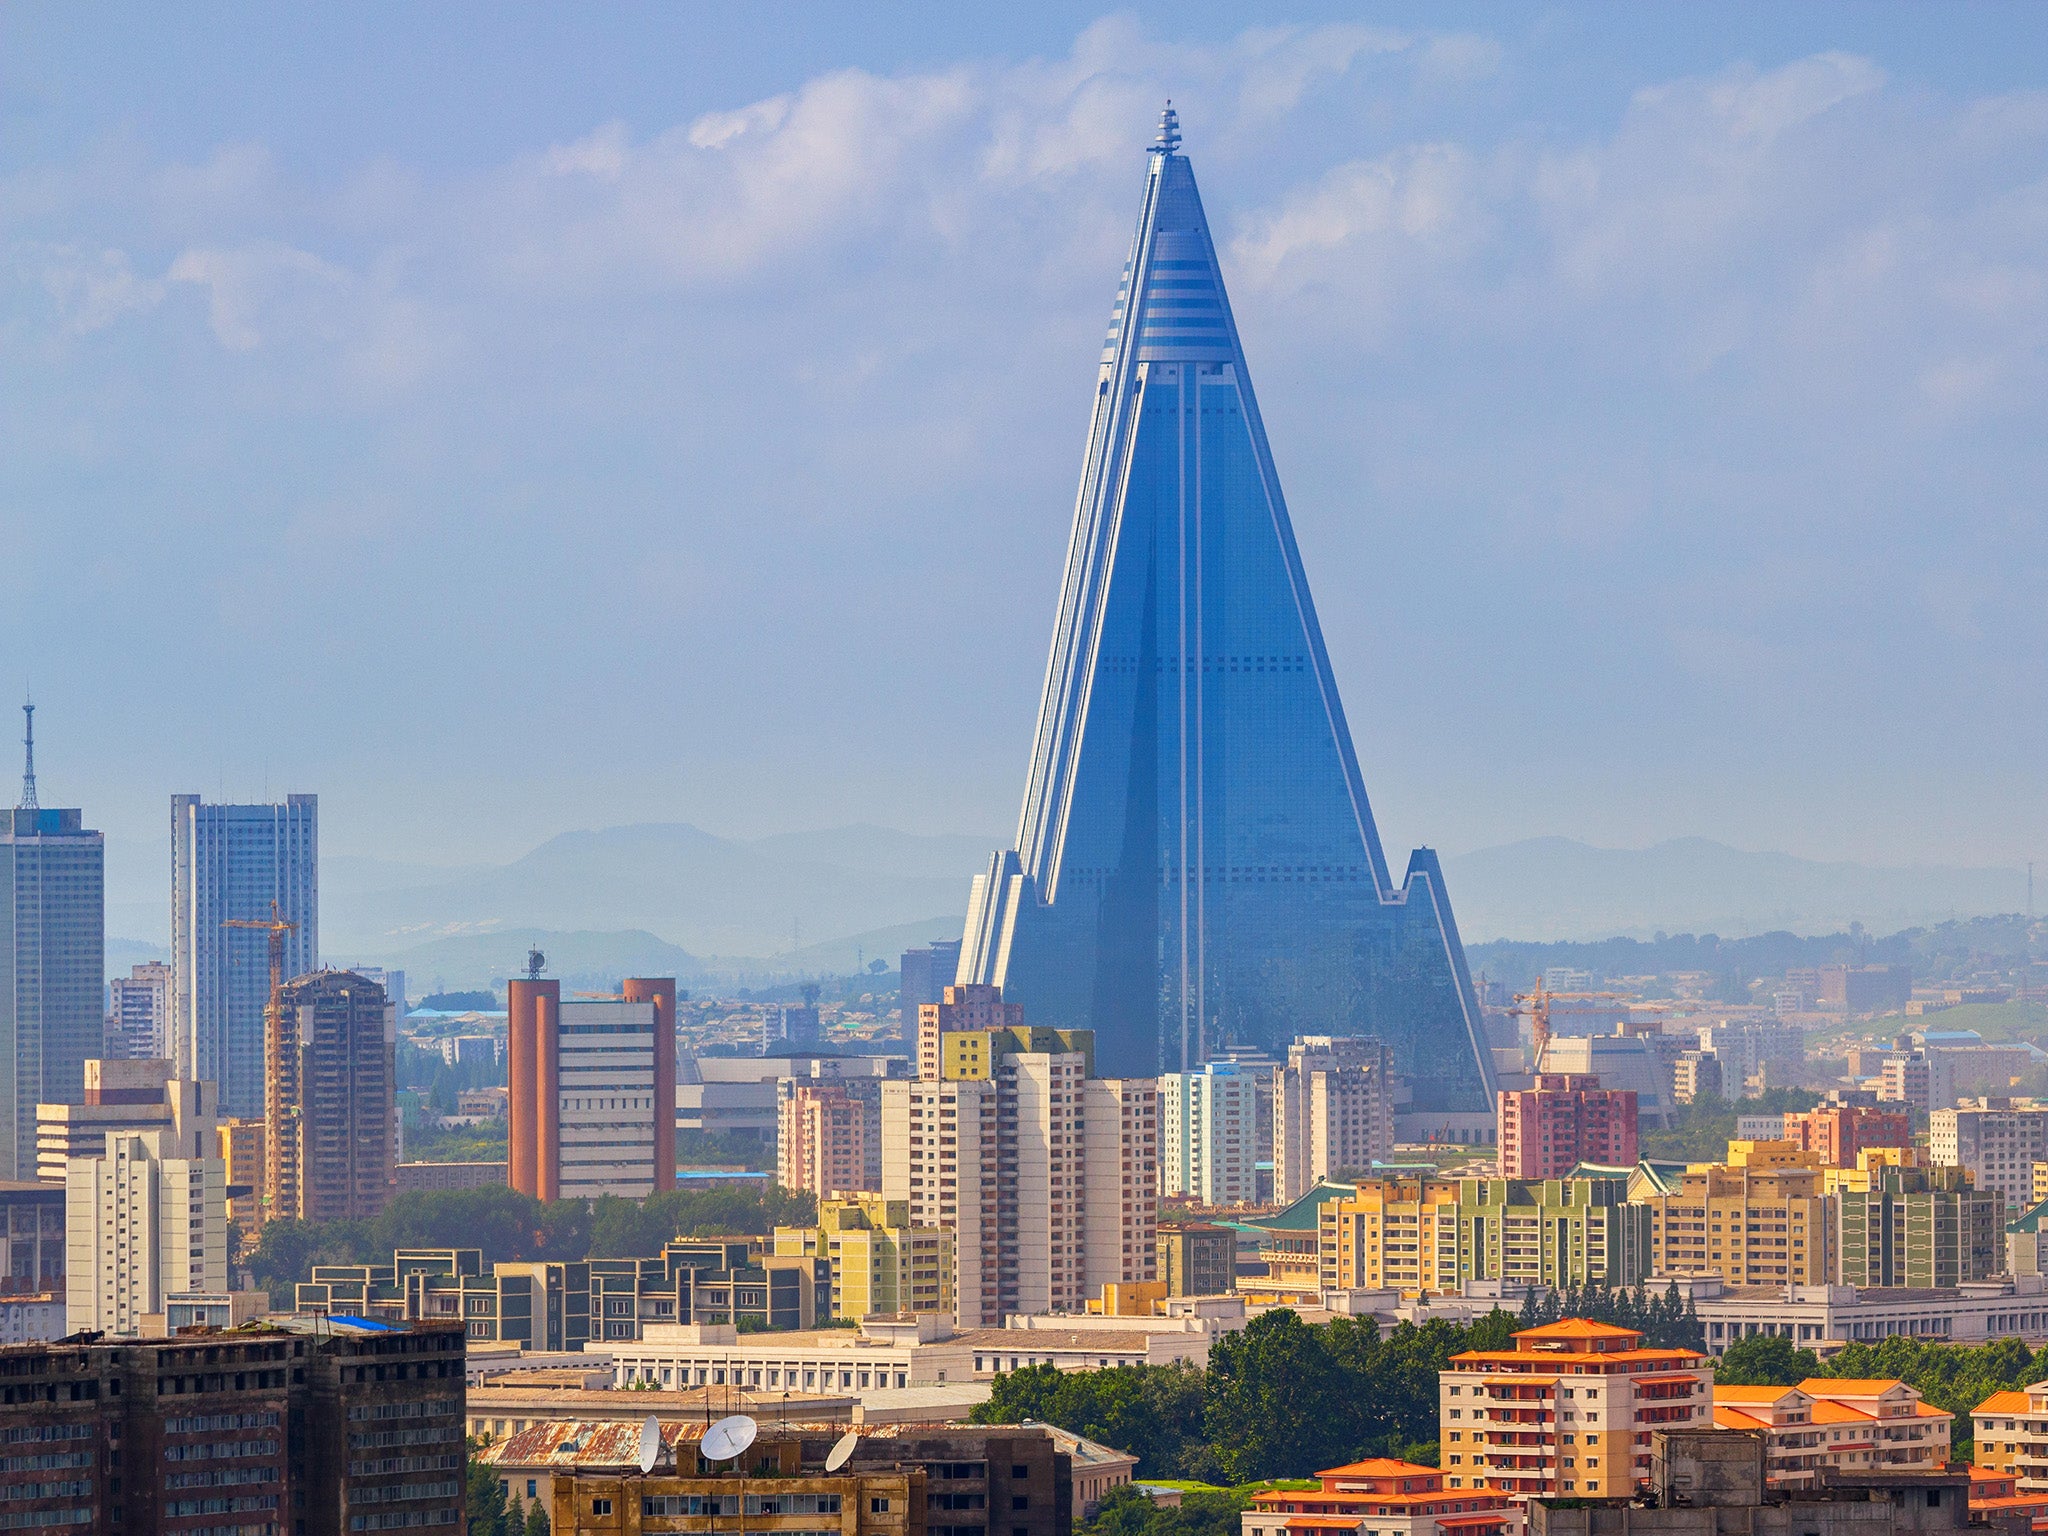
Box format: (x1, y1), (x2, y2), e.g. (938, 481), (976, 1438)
(525, 1498), (550, 1536)
(1639, 1087), (1820, 1162)
(1516, 1280), (1705, 1353)
(975, 1307), (1521, 1482)
(243, 1183), (817, 1296)
(676, 1128), (773, 1166)
(467, 1438), (511, 1535)
(974, 1361), (1211, 1480)
(1714, 1334), (1820, 1386)
(1083, 1486), (1252, 1536)
(587, 1185), (815, 1258)
(404, 1119), (510, 1163)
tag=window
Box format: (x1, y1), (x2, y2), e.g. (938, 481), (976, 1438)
(593, 1499), (613, 1515)
(871, 1498), (892, 1513)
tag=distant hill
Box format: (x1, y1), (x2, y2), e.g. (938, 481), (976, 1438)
(321, 822), (990, 959)
(1442, 836), (2026, 942)
(355, 928), (704, 997)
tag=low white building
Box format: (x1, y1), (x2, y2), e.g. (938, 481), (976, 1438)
(601, 1310), (1221, 1394)
(1660, 1273), (2048, 1355)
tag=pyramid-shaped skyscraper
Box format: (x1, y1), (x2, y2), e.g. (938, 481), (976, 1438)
(959, 109), (1497, 1114)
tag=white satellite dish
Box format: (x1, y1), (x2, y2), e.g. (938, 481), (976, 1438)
(638, 1416), (662, 1475)
(702, 1414), (759, 1463)
(825, 1429), (860, 1473)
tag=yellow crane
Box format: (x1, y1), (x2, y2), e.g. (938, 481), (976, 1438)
(223, 901), (297, 1220)
(1508, 980), (1636, 1070)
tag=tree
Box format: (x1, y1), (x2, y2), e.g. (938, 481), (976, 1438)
(1203, 1309), (1352, 1481)
(1084, 1486), (1252, 1536)
(524, 1498), (551, 1536)
(1715, 1334), (1819, 1386)
(467, 1438), (510, 1535)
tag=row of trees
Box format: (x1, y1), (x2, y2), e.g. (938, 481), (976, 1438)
(1714, 1330), (2043, 1460)
(243, 1183), (817, 1296)
(1517, 1278), (1705, 1351)
(977, 1307), (1520, 1484)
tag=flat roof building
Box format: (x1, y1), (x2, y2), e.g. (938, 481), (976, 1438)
(508, 976), (677, 1200)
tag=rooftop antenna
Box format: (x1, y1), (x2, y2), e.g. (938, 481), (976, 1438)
(526, 948), (546, 981)
(1152, 100), (1181, 156)
(17, 696), (35, 810)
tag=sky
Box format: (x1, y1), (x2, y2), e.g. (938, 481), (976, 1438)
(3, 2), (2046, 890)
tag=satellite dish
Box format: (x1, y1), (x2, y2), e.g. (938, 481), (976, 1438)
(825, 1429), (860, 1473)
(638, 1416), (662, 1475)
(702, 1414), (758, 1463)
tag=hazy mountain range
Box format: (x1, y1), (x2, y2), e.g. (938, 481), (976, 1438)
(102, 824), (2028, 992)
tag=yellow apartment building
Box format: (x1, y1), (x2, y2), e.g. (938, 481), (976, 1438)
(1318, 1178), (1460, 1295)
(774, 1195), (954, 1320)
(1641, 1158), (1833, 1286)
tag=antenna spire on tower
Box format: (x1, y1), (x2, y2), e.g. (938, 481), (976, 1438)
(18, 698), (36, 811)
(1152, 100), (1181, 157)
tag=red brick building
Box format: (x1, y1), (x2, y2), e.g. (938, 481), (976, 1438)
(1497, 1074), (1637, 1180)
(1781, 1105), (1911, 1167)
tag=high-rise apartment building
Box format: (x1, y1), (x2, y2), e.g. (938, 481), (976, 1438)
(35, 1056), (218, 1181)
(1156, 1221), (1237, 1296)
(65, 1128), (228, 1335)
(1453, 1176), (1649, 1292)
(955, 111), (1495, 1098)
(106, 959), (172, 1057)
(1783, 1104), (1912, 1168)
(899, 938), (963, 1030)
(219, 1115), (266, 1226)
(170, 793), (318, 1118)
(883, 992), (1157, 1326)
(1438, 1319), (1711, 1497)
(0, 719), (105, 1181)
(1274, 1036), (1394, 1203)
(1641, 1160), (1834, 1285)
(773, 1195), (955, 1319)
(1879, 1047), (1954, 1114)
(1838, 1163), (2002, 1286)
(507, 976), (677, 1200)
(1321, 1177), (1462, 1294)
(0, 1319), (465, 1534)
(915, 982), (1024, 1080)
(1159, 1060), (1259, 1206)
(778, 1079), (872, 1199)
(1930, 1101), (2048, 1213)
(267, 970), (395, 1223)
(1497, 1073), (1638, 1180)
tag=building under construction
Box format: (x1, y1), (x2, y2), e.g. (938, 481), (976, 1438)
(268, 969), (396, 1222)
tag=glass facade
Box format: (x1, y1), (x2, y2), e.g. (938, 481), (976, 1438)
(960, 115), (1496, 1111)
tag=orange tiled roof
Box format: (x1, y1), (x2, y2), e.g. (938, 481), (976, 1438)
(1810, 1401), (1878, 1425)
(1320, 1458), (1440, 1478)
(1450, 1348), (1703, 1365)
(1801, 1378), (1910, 1395)
(1714, 1406), (1770, 1430)
(1714, 1386), (1804, 1403)
(1976, 1391), (2030, 1415)
(1512, 1320), (1642, 1340)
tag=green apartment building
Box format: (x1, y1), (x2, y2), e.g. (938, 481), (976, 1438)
(1838, 1165), (2003, 1287)
(1454, 1176), (1650, 1290)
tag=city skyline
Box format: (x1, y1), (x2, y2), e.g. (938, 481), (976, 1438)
(5, 7), (2047, 884)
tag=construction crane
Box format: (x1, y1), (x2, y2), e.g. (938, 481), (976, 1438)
(1509, 981), (1636, 1070)
(224, 900), (297, 1220)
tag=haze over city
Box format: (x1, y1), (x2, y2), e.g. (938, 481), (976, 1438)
(7, 3), (2047, 948)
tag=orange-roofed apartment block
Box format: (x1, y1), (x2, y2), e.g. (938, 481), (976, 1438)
(1711, 1379), (1952, 1487)
(1438, 1319), (1710, 1501)
(1973, 1384), (2048, 1489)
(1241, 1458), (1519, 1536)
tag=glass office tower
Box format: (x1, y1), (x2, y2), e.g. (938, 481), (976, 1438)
(959, 110), (1496, 1111)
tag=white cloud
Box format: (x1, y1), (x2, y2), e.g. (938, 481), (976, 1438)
(166, 242), (351, 350)
(40, 246), (166, 333)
